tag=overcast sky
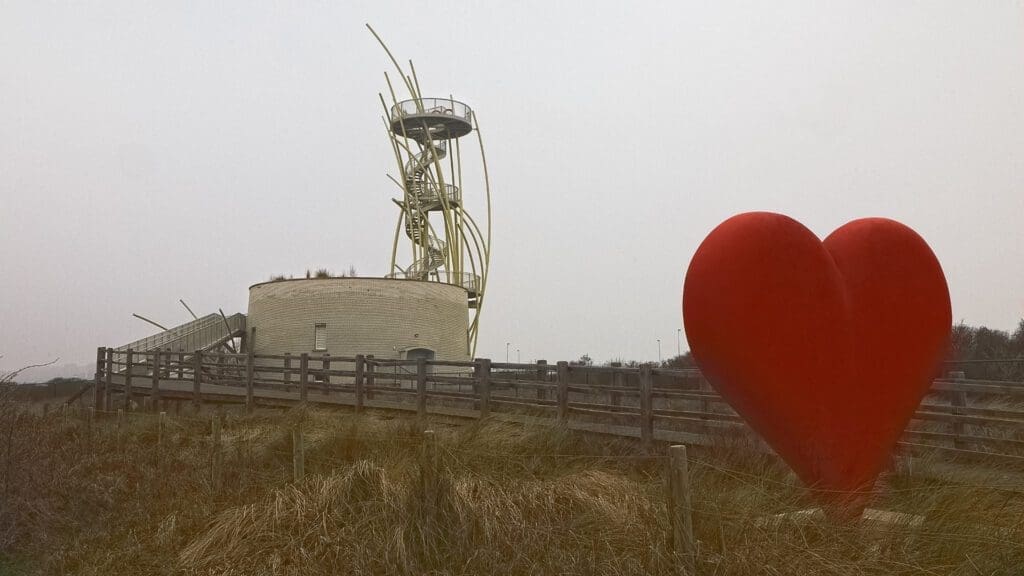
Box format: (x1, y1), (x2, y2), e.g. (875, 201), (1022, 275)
(2, 1), (1022, 374)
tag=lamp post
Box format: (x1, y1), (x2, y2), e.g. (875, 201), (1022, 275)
(657, 339), (662, 364)
(517, 349), (521, 363)
(506, 342), (510, 364)
(677, 328), (681, 357)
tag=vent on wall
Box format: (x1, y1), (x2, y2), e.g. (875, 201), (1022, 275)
(314, 323), (327, 351)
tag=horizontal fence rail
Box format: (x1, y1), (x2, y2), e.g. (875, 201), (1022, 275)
(90, 347), (1024, 465)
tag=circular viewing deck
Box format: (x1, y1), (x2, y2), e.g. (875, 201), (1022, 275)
(390, 98), (473, 141)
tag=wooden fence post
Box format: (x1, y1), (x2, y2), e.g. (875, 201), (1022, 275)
(322, 354), (331, 395)
(479, 358), (492, 418)
(177, 352), (184, 379)
(284, 353), (293, 385)
(417, 357), (428, 421)
(93, 347), (105, 409)
(640, 365), (654, 452)
(211, 416), (222, 491)
(116, 408), (124, 450)
(421, 429), (438, 516)
(299, 353), (309, 402)
(946, 371), (967, 449)
(103, 348), (114, 412)
(192, 350), (202, 411)
(535, 360), (547, 400)
(157, 411), (166, 469)
(213, 351), (222, 383)
(365, 355), (375, 400)
(556, 361), (569, 423)
(667, 444), (696, 572)
(472, 361), (481, 410)
(611, 370), (623, 407)
(951, 389), (967, 449)
(151, 350), (161, 413)
(292, 423), (305, 482)
(354, 355), (365, 412)
(245, 329), (256, 413)
(84, 403), (94, 448)
(124, 349), (134, 411)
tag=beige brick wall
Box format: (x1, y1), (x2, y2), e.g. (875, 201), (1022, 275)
(247, 278), (469, 361)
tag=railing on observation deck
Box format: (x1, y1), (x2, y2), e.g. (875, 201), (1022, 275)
(450, 272), (481, 294)
(391, 98), (473, 123)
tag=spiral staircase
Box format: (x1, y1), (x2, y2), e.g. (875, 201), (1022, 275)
(396, 142), (457, 280)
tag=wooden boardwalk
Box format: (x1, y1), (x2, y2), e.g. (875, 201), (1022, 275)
(105, 374), (710, 446)
(90, 348), (1024, 466)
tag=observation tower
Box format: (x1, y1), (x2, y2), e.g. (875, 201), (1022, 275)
(371, 26), (492, 356)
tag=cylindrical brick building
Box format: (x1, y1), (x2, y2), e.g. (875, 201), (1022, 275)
(246, 277), (469, 361)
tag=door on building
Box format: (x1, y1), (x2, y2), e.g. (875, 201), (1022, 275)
(404, 348), (435, 361)
(404, 348), (436, 376)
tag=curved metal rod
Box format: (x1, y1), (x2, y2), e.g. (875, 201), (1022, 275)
(381, 120), (418, 267)
(390, 206), (405, 275)
(218, 308), (239, 353)
(379, 109), (423, 266)
(409, 60), (424, 102)
(468, 114), (493, 355)
(366, 24), (417, 105)
(179, 299), (199, 320)
(458, 211), (488, 352)
(133, 313), (169, 332)
(382, 82), (425, 266)
(461, 211), (490, 354)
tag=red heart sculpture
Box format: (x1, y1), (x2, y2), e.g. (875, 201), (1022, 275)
(682, 212), (951, 511)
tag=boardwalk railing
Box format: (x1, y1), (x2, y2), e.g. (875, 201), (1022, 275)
(91, 347), (1024, 464)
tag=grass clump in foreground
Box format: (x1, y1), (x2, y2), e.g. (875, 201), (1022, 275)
(1, 406), (1023, 575)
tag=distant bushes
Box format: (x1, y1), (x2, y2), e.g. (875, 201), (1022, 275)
(268, 266), (359, 282)
(948, 319), (1024, 380)
(605, 320), (1024, 381)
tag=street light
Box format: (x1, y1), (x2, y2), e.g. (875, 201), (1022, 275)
(677, 328), (681, 357)
(506, 342), (510, 364)
(657, 339), (662, 364)
(517, 349), (521, 363)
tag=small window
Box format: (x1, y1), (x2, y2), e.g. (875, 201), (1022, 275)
(313, 323), (327, 351)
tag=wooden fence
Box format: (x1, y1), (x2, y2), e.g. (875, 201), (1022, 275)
(91, 347), (1024, 464)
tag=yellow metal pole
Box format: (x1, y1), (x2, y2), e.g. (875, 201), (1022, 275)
(366, 24), (417, 98)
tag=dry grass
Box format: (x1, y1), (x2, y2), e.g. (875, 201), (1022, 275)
(1, 404), (1023, 575)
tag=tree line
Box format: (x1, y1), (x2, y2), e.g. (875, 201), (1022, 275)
(601, 319), (1024, 382)
(948, 319), (1024, 380)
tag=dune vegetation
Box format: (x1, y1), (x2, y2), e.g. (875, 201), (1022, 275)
(1, 404), (1022, 575)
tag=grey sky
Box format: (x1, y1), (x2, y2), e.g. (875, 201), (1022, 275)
(2, 1), (1022, 374)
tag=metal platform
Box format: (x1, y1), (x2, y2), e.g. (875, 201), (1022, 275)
(390, 98), (473, 141)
